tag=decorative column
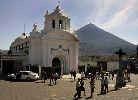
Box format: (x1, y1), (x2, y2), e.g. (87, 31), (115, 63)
(39, 65), (42, 78)
(61, 63), (63, 76)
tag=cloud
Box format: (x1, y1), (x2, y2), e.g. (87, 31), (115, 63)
(85, 0), (138, 32)
(86, 0), (117, 23)
(100, 5), (133, 30)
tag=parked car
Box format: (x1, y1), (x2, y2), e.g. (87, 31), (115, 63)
(7, 71), (39, 81)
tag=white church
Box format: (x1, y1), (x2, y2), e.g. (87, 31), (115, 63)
(8, 5), (79, 74)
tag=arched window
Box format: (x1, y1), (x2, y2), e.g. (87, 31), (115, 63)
(65, 23), (67, 30)
(59, 20), (63, 29)
(52, 19), (55, 28)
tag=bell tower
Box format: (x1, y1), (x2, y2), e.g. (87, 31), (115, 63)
(44, 5), (70, 33)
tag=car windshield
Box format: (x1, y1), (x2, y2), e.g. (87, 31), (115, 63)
(15, 73), (19, 75)
(29, 71), (35, 74)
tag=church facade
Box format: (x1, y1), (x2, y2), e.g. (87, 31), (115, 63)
(9, 5), (79, 74)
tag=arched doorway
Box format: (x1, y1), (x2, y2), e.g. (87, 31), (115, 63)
(52, 57), (62, 76)
(52, 58), (61, 68)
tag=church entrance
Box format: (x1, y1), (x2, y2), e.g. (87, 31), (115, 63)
(52, 57), (62, 76)
(52, 58), (61, 68)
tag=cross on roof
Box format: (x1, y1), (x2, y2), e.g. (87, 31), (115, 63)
(33, 23), (37, 29)
(115, 49), (126, 60)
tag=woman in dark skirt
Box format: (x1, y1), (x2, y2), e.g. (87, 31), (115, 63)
(80, 78), (85, 97)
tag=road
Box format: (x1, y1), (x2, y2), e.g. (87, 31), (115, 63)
(0, 74), (138, 100)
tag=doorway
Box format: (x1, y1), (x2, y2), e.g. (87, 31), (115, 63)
(52, 57), (62, 76)
(52, 58), (61, 68)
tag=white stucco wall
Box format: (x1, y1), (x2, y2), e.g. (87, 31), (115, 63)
(107, 61), (119, 71)
(29, 37), (43, 65)
(41, 29), (78, 74)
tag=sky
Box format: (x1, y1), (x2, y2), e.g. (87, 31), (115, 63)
(0, 0), (138, 50)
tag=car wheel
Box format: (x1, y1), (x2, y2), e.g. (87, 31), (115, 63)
(8, 77), (13, 81)
(26, 77), (31, 81)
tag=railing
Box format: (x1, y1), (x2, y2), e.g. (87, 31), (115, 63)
(0, 54), (26, 60)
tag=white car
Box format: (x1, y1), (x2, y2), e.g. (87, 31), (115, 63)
(8, 71), (39, 81)
(20, 71), (39, 81)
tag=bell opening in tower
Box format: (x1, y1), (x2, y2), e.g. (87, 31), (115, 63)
(52, 19), (55, 28)
(59, 20), (63, 29)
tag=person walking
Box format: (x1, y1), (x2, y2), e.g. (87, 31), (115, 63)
(70, 70), (73, 79)
(49, 73), (54, 86)
(90, 75), (95, 98)
(96, 72), (99, 80)
(43, 71), (47, 83)
(73, 71), (76, 81)
(104, 77), (109, 93)
(74, 78), (81, 99)
(81, 72), (85, 79)
(111, 71), (114, 80)
(127, 73), (131, 82)
(80, 78), (86, 97)
(100, 76), (105, 94)
(53, 73), (58, 85)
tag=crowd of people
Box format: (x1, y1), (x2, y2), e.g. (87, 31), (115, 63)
(100, 76), (109, 94)
(73, 71), (111, 99)
(70, 70), (77, 81)
(74, 73), (95, 99)
(41, 71), (58, 85)
(40, 68), (131, 99)
(73, 69), (131, 99)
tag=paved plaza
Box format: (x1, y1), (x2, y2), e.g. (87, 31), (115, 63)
(1, 74), (138, 100)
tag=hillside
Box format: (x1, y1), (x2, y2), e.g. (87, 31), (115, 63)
(76, 23), (136, 56)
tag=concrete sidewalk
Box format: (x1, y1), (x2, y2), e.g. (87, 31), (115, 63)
(61, 73), (81, 79)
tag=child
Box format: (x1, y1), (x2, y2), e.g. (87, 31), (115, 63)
(104, 77), (109, 93)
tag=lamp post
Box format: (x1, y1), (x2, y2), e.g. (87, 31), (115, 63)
(115, 49), (126, 88)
